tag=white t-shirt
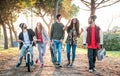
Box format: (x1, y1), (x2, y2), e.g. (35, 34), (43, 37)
(23, 31), (30, 44)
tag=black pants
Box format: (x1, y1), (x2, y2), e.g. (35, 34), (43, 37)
(88, 48), (97, 69)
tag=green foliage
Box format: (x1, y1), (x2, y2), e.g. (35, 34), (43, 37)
(25, 0), (31, 7)
(77, 33), (120, 51)
(35, 0), (79, 19)
(103, 33), (120, 51)
(59, 0), (79, 19)
(0, 0), (22, 23)
(70, 4), (79, 18)
(35, 0), (54, 14)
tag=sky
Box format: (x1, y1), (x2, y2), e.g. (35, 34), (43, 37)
(72, 0), (120, 32)
(15, 0), (120, 32)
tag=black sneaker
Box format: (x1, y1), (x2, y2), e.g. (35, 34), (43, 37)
(16, 63), (21, 68)
(58, 64), (62, 67)
(66, 62), (70, 66)
(70, 63), (73, 67)
(55, 64), (62, 68)
(55, 63), (59, 65)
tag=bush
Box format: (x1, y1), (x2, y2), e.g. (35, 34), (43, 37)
(103, 33), (120, 51)
(77, 33), (120, 51)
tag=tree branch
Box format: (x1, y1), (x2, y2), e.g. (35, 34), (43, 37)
(48, 11), (53, 26)
(97, 0), (120, 9)
(107, 16), (113, 32)
(79, 7), (90, 11)
(81, 0), (90, 4)
(96, 0), (111, 4)
(96, 0), (105, 8)
(81, 0), (91, 8)
(39, 11), (49, 26)
(39, 10), (46, 17)
(95, 0), (98, 2)
(101, 0), (111, 4)
(31, 9), (39, 15)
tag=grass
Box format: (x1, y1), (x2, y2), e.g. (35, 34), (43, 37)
(0, 47), (3, 51)
(0, 48), (19, 62)
(76, 48), (87, 54)
(0, 48), (19, 55)
(106, 51), (120, 57)
(76, 48), (120, 57)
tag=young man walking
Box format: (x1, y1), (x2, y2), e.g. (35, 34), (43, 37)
(83, 15), (103, 72)
(50, 14), (65, 67)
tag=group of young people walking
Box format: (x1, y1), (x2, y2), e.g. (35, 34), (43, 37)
(16, 14), (103, 73)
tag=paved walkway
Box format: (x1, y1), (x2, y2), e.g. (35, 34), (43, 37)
(0, 47), (120, 76)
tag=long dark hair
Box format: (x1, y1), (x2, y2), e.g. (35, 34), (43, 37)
(67, 18), (80, 37)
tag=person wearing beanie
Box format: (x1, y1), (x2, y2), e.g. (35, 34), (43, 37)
(16, 23), (36, 68)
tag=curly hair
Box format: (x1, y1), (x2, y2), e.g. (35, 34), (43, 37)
(67, 18), (80, 37)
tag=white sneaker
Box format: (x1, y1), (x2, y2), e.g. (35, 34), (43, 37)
(89, 69), (94, 73)
(93, 68), (96, 71)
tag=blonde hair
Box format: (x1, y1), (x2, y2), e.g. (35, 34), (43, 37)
(35, 22), (44, 33)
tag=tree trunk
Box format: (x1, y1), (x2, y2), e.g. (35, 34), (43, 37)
(7, 23), (14, 47)
(11, 24), (17, 40)
(107, 17), (113, 32)
(40, 12), (54, 36)
(54, 0), (59, 22)
(7, 21), (14, 47)
(9, 27), (14, 47)
(10, 19), (17, 40)
(13, 30), (17, 40)
(90, 0), (96, 15)
(48, 16), (54, 36)
(9, 13), (17, 40)
(2, 23), (8, 49)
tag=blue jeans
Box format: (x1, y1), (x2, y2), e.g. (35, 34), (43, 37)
(53, 40), (62, 64)
(66, 44), (76, 62)
(18, 44), (33, 63)
(37, 43), (46, 64)
(88, 48), (97, 69)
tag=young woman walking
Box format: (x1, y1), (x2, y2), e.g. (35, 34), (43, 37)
(35, 22), (50, 68)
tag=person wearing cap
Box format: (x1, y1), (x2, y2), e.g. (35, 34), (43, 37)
(34, 22), (50, 68)
(50, 14), (65, 67)
(83, 15), (103, 72)
(16, 23), (36, 68)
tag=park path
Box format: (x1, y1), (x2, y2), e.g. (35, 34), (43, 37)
(0, 46), (120, 76)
